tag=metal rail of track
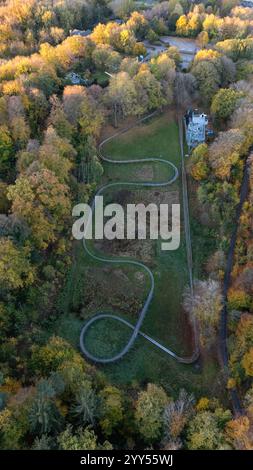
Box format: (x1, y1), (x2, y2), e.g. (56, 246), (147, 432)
(79, 112), (199, 364)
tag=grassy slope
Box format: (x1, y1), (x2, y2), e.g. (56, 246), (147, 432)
(57, 112), (222, 399)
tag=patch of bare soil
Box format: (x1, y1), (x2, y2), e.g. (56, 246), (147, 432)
(111, 187), (180, 211)
(95, 238), (154, 264)
(135, 165), (154, 181)
(95, 187), (180, 262)
(134, 271), (145, 282)
(179, 307), (195, 356)
(143, 188), (179, 206)
(81, 266), (146, 318)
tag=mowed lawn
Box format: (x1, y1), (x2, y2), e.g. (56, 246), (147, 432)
(57, 111), (222, 399)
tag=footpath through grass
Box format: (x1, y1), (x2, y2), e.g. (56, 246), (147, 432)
(58, 111), (222, 399)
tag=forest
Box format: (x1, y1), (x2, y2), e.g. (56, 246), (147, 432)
(0, 0), (253, 451)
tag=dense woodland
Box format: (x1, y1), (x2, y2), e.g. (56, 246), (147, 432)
(0, 0), (253, 450)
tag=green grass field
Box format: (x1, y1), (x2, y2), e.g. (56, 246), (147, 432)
(57, 111), (223, 399)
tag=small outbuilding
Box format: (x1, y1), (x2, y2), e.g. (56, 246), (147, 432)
(69, 29), (91, 37)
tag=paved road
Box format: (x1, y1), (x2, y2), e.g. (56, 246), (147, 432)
(79, 113), (199, 364)
(160, 36), (199, 54)
(160, 36), (199, 68)
(142, 36), (199, 68)
(220, 157), (251, 415)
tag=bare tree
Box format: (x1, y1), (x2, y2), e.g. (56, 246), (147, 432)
(183, 279), (222, 348)
(174, 72), (198, 108)
(163, 389), (194, 440)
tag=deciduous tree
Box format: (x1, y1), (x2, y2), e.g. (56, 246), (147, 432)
(135, 383), (168, 443)
(0, 238), (35, 290)
(211, 88), (243, 124)
(8, 169), (71, 250)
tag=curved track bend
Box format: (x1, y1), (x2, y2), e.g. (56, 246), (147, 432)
(80, 113), (199, 364)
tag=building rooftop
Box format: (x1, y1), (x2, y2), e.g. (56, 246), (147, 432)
(185, 109), (208, 149)
(69, 29), (91, 37)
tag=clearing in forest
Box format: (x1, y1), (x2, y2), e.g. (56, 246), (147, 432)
(58, 111), (223, 398)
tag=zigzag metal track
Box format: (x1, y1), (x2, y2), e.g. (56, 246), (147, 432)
(79, 113), (199, 364)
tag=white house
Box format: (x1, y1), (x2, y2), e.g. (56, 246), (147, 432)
(185, 109), (208, 149)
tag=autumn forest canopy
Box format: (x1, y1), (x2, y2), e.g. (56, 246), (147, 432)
(0, 0), (253, 452)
